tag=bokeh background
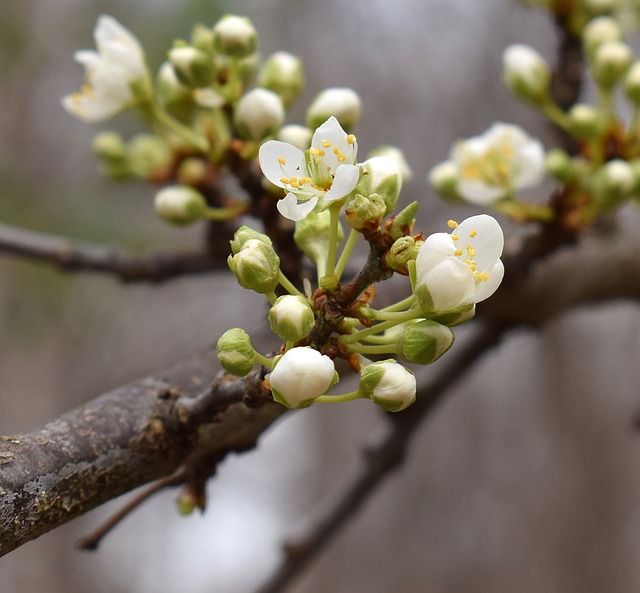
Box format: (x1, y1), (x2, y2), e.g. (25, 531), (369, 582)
(2, 1), (640, 592)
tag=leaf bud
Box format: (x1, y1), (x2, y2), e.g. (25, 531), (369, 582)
(358, 360), (416, 412)
(268, 295), (315, 342)
(384, 201), (418, 240)
(227, 239), (280, 294)
(154, 185), (207, 225)
(216, 328), (256, 376)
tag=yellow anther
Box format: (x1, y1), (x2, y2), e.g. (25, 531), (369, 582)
(451, 234), (459, 242)
(333, 145), (340, 155)
(454, 249), (463, 257)
(278, 156), (286, 165)
(447, 220), (458, 229)
(469, 229), (477, 238)
(466, 245), (476, 256)
(337, 154), (346, 163)
(280, 177), (290, 184)
(299, 177), (312, 185)
(347, 134), (356, 144)
(321, 140), (332, 148)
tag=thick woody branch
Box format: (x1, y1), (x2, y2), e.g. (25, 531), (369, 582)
(0, 349), (286, 557)
(0, 222), (224, 282)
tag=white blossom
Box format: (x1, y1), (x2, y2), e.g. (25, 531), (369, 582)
(268, 347), (336, 408)
(450, 122), (545, 205)
(62, 15), (148, 122)
(413, 215), (504, 313)
(259, 116), (360, 221)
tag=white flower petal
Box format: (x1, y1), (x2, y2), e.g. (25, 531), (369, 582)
(324, 164), (360, 203)
(473, 259), (504, 303)
(311, 116), (358, 173)
(259, 141), (307, 188)
(414, 232), (456, 284)
(454, 214), (504, 270)
(276, 194), (318, 221)
(422, 259), (476, 311)
(457, 179), (507, 205)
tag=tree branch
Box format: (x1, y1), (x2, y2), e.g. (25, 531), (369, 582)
(0, 348), (286, 557)
(0, 221), (225, 282)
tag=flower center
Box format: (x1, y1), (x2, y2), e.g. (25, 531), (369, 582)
(459, 141), (515, 188)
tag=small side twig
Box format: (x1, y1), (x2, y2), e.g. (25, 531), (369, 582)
(0, 221), (225, 283)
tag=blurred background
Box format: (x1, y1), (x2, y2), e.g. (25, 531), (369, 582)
(2, 0), (640, 592)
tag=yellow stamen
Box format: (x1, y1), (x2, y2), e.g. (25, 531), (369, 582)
(347, 134), (356, 145)
(280, 177), (290, 184)
(454, 249), (463, 257)
(466, 245), (476, 257)
(469, 229), (477, 238)
(321, 140), (332, 148)
(447, 220), (458, 229)
(451, 234), (459, 241)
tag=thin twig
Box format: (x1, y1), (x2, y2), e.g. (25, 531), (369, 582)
(254, 324), (504, 593)
(0, 221), (225, 282)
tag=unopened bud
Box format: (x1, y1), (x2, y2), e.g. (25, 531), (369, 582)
(92, 131), (126, 161)
(216, 328), (255, 376)
(396, 320), (455, 365)
(177, 157), (208, 186)
(502, 44), (551, 105)
(156, 61), (192, 107)
(358, 360), (416, 412)
(234, 88), (285, 140)
(355, 156), (403, 213)
(368, 145), (413, 183)
(277, 125), (312, 150)
(345, 193), (386, 232)
(429, 160), (459, 201)
(384, 201), (418, 240)
(545, 148), (573, 182)
(306, 87), (362, 132)
(212, 15), (258, 58)
(383, 236), (423, 275)
(128, 134), (172, 179)
(154, 185), (206, 225)
(169, 45), (215, 88)
(230, 225), (273, 255)
(228, 239), (280, 293)
(593, 159), (636, 205)
(190, 23), (215, 52)
(583, 16), (622, 60)
(257, 51), (305, 108)
(567, 104), (603, 139)
(591, 40), (632, 89)
(268, 295), (315, 342)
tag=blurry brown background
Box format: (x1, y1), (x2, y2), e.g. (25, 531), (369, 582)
(2, 1), (640, 592)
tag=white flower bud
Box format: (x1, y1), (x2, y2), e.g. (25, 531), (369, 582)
(268, 295), (315, 342)
(234, 88), (285, 140)
(227, 239), (280, 294)
(277, 125), (312, 151)
(428, 160), (459, 200)
(583, 16), (623, 59)
(156, 61), (192, 107)
(396, 320), (455, 365)
(545, 148), (573, 182)
(368, 145), (412, 183)
(355, 156), (403, 213)
(567, 104), (603, 139)
(92, 131), (126, 162)
(154, 185), (207, 225)
(212, 15), (258, 58)
(257, 51), (305, 108)
(216, 328), (255, 376)
(168, 45), (215, 88)
(358, 360), (416, 412)
(502, 44), (551, 105)
(593, 159), (637, 204)
(306, 88), (362, 132)
(268, 347), (337, 408)
(591, 40), (632, 89)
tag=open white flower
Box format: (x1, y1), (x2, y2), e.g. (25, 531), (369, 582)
(62, 15), (149, 122)
(413, 214), (504, 313)
(267, 347), (337, 408)
(448, 122), (545, 205)
(259, 116), (360, 221)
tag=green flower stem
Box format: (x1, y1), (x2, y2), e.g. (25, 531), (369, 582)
(315, 390), (362, 404)
(265, 291), (278, 305)
(346, 343), (397, 355)
(324, 202), (342, 278)
(203, 204), (248, 221)
(254, 352), (274, 369)
(597, 88), (615, 121)
(358, 333), (396, 345)
(540, 100), (571, 131)
(151, 102), (209, 152)
(334, 228), (360, 278)
(342, 308), (423, 344)
(278, 271), (301, 295)
(378, 294), (417, 313)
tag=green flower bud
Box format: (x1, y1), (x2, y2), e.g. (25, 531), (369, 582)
(268, 295), (315, 341)
(384, 201), (418, 240)
(624, 61), (640, 104)
(212, 15), (258, 58)
(358, 360), (416, 412)
(591, 41), (632, 89)
(368, 145), (413, 183)
(156, 61), (192, 108)
(257, 51), (305, 109)
(355, 156), (403, 214)
(92, 131), (126, 161)
(567, 103), (603, 140)
(429, 160), (460, 201)
(216, 328), (255, 376)
(545, 148), (573, 182)
(396, 320), (455, 365)
(582, 16), (622, 60)
(177, 157), (208, 186)
(154, 185), (207, 225)
(502, 44), (551, 105)
(345, 193), (387, 232)
(228, 239), (280, 293)
(277, 124), (312, 150)
(230, 225), (273, 255)
(169, 45), (215, 88)
(294, 209), (343, 265)
(592, 159), (637, 205)
(383, 236), (423, 275)
(306, 87), (362, 133)
(234, 88), (285, 140)
(584, 0), (618, 16)
(191, 23), (215, 52)
(128, 134), (172, 179)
